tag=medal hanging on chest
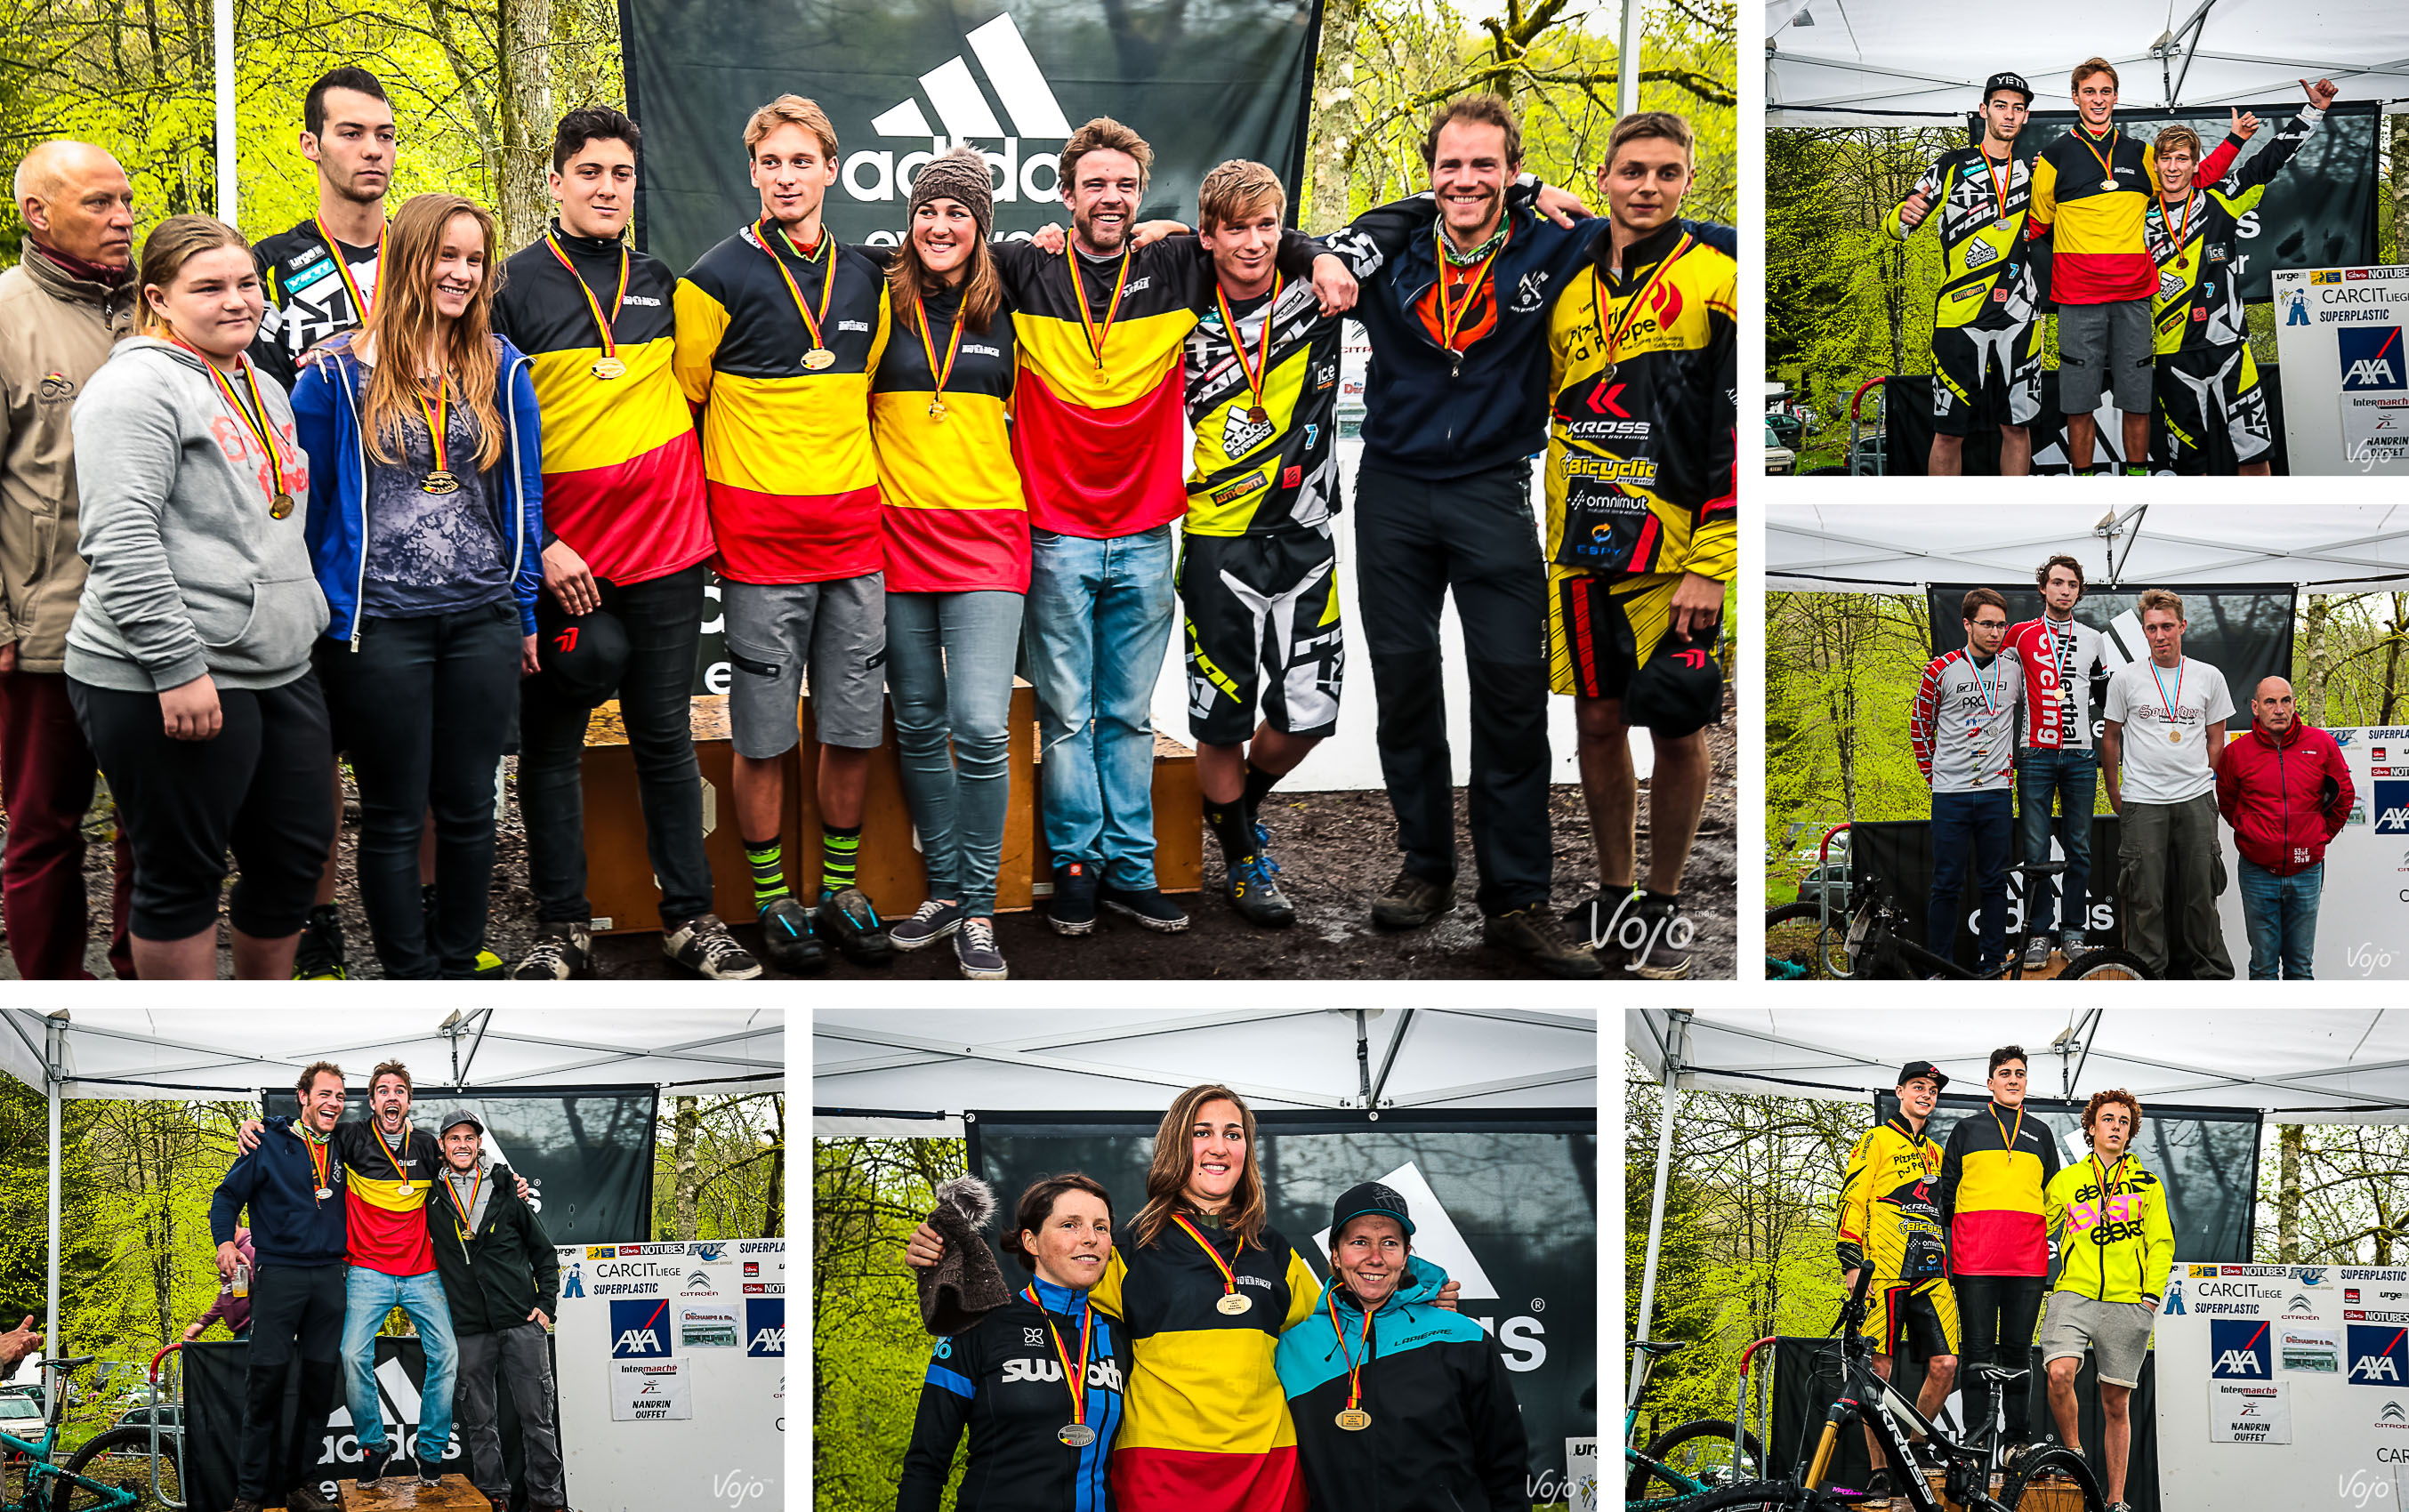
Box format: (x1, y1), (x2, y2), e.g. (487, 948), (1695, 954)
(544, 231), (632, 380)
(181, 341), (299, 519)
(2076, 126), (2123, 197)
(1325, 1289), (1375, 1430)
(915, 300), (963, 422)
(2148, 659), (2186, 744)
(1215, 275), (1283, 427)
(1432, 224), (1507, 380)
(1171, 1212), (1253, 1314)
(303, 1132), (333, 1202)
(1067, 242), (1132, 373)
(375, 1121), (417, 1195)
(416, 378), (461, 496)
(1594, 233), (1692, 388)
(759, 220), (838, 371)
(1025, 1285), (1100, 1448)
(445, 1163), (483, 1243)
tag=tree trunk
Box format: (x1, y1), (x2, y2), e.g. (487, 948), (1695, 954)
(672, 1095), (699, 1241)
(2396, 116), (2409, 267)
(497, 0), (555, 247)
(1305, 0), (1365, 231)
(763, 1097), (785, 1236)
(2275, 1122), (2302, 1261)
(2299, 594), (2332, 726)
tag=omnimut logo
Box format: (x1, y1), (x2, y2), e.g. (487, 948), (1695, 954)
(842, 14), (1075, 213)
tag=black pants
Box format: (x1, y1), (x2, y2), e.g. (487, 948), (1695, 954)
(520, 564), (713, 928)
(317, 600), (522, 977)
(68, 673), (334, 941)
(1953, 1272), (2046, 1443)
(1352, 459), (1553, 913)
(239, 1262), (345, 1502)
(455, 1321), (567, 1503)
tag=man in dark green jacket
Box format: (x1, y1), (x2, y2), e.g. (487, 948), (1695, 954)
(428, 1108), (567, 1512)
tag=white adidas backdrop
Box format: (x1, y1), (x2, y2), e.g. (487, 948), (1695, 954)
(552, 1237), (786, 1511)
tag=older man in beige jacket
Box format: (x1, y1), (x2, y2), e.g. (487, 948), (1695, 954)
(2, 141), (138, 977)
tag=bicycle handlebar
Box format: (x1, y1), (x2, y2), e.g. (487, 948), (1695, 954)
(148, 1342), (182, 1386)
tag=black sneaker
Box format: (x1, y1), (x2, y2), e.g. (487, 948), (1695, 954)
(419, 1460), (447, 1487)
(955, 916), (1009, 980)
(1482, 904), (1607, 978)
(292, 904), (348, 980)
(756, 895), (828, 975)
(890, 898), (963, 952)
(1563, 889), (1640, 969)
(1048, 861), (1099, 937)
(1225, 825), (1296, 928)
(816, 886), (895, 965)
(358, 1442), (394, 1487)
(1101, 883), (1189, 932)
(665, 913), (763, 980)
(512, 920), (592, 981)
(1627, 895), (1694, 980)
(288, 1483), (339, 1511)
(1371, 869), (1454, 930)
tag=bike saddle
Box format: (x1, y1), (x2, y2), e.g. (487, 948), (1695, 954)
(2008, 860), (2067, 878)
(1630, 1339), (1688, 1356)
(32, 1355), (95, 1371)
(1965, 1363), (2029, 1386)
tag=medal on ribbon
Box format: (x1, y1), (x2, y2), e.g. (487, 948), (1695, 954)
(174, 339), (298, 519)
(416, 376), (461, 496)
(1325, 1287), (1376, 1431)
(544, 231), (632, 380)
(375, 1121), (418, 1195)
(1024, 1285), (1100, 1447)
(915, 300), (963, 422)
(302, 1129), (333, 1202)
(758, 220), (838, 370)
(1214, 274), (1282, 426)
(1594, 233), (1694, 386)
(2148, 659), (2186, 744)
(1170, 1212), (1253, 1315)
(2075, 125), (2123, 195)
(1067, 242), (1132, 372)
(1432, 224), (1508, 379)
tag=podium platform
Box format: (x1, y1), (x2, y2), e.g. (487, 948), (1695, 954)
(1913, 1469), (2087, 1511)
(329, 1475), (487, 1509)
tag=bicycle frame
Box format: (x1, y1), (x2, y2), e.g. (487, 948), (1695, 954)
(0, 1360), (142, 1512)
(1623, 1343), (1720, 1500)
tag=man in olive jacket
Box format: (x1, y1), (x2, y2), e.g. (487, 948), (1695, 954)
(427, 1108), (567, 1512)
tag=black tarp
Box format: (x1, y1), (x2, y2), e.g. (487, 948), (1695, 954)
(1873, 370), (2294, 475)
(1852, 816), (2128, 960)
(971, 1108), (1595, 1509)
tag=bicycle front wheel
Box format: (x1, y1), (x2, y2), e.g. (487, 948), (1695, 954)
(1628, 1418), (1765, 1501)
(49, 1427), (183, 1512)
(1634, 1482), (1854, 1512)
(2059, 947), (2154, 981)
(2000, 1445), (2106, 1511)
(1764, 904), (1844, 979)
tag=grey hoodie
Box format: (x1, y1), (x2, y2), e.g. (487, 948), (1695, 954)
(64, 337), (327, 692)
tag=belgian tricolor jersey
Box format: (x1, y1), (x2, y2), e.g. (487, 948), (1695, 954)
(326, 1118), (439, 1277)
(1543, 223), (1737, 583)
(2146, 109), (2322, 353)
(873, 279), (1028, 593)
(1938, 1101), (2063, 1277)
(1181, 278), (1343, 537)
(674, 222), (891, 584)
(493, 224), (714, 586)
(2027, 125), (2238, 304)
(1882, 147), (2038, 331)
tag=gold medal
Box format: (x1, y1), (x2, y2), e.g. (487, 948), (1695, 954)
(802, 347), (836, 371)
(1335, 1409), (1372, 1431)
(1323, 1285), (1377, 1436)
(914, 298), (964, 421)
(176, 339), (298, 520)
(1214, 275), (1283, 434)
(2101, 178), (2118, 192)
(396, 1182), (414, 1196)
(2169, 730), (2182, 744)
(591, 357), (626, 380)
(271, 492), (297, 520)
(418, 472), (460, 497)
(545, 231), (634, 382)
(415, 376), (462, 496)
(928, 400), (948, 421)
(1058, 1424), (1097, 1447)
(1067, 241), (1133, 371)
(758, 220), (842, 375)
(1216, 1291), (1253, 1315)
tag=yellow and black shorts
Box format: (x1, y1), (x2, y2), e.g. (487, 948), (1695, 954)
(1551, 567), (1688, 699)
(1178, 530), (1344, 744)
(2153, 343), (2271, 472)
(1859, 1276), (1962, 1363)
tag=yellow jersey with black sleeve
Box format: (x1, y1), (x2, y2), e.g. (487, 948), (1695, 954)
(1836, 1115), (1949, 1286)
(1882, 146), (2039, 331)
(1088, 1212), (1322, 1512)
(2146, 108), (2323, 354)
(673, 221), (890, 585)
(1180, 277), (1344, 537)
(870, 278), (1027, 593)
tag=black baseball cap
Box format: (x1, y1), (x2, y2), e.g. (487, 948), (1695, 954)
(1625, 629), (1725, 738)
(536, 605), (630, 708)
(1330, 1182), (1414, 1239)
(1984, 73), (2034, 106)
(1897, 1060), (1950, 1091)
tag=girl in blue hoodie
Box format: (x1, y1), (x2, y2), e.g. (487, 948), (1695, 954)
(292, 192), (543, 980)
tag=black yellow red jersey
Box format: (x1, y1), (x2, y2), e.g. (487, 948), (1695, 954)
(1543, 222), (1736, 583)
(1836, 1116), (1948, 1285)
(1938, 1101), (2062, 1277)
(267, 1115), (439, 1276)
(1181, 276), (1344, 537)
(1882, 147), (2040, 331)
(1089, 1213), (1322, 1512)
(2026, 125), (2236, 304)
(991, 232), (1322, 540)
(673, 221), (890, 584)
(492, 222), (715, 587)
(249, 217), (381, 392)
(872, 277), (1028, 593)
(2147, 109), (2322, 354)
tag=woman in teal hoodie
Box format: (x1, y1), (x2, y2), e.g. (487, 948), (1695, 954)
(291, 192), (544, 980)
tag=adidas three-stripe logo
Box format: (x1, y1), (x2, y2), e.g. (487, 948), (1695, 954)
(870, 15), (1071, 140)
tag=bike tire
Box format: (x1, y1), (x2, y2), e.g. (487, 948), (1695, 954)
(2058, 947), (2155, 982)
(1999, 1445), (2106, 1510)
(49, 1426), (182, 1512)
(1627, 1418), (1766, 1501)
(1630, 1482), (1853, 1512)
(1764, 903), (1845, 979)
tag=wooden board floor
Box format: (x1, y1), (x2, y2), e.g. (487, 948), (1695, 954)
(330, 1473), (489, 1509)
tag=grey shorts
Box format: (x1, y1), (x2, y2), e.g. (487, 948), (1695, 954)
(2056, 299), (2154, 414)
(723, 575), (886, 756)
(2039, 1289), (2155, 1387)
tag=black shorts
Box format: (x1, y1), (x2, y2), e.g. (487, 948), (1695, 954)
(1178, 530), (1344, 744)
(2154, 343), (2271, 471)
(1930, 320), (2042, 437)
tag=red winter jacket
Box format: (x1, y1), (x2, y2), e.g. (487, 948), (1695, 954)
(2214, 720), (2354, 876)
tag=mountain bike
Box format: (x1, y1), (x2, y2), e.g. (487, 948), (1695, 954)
(1, 1352), (181, 1511)
(1624, 1337), (1765, 1506)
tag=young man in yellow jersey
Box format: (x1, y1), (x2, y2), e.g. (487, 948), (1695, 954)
(1542, 112), (1734, 977)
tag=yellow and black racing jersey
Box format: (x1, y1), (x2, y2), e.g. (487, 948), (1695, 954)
(1181, 277), (1343, 536)
(1882, 146), (2039, 330)
(1836, 1116), (1948, 1284)
(2146, 108), (2323, 353)
(1543, 221), (1736, 582)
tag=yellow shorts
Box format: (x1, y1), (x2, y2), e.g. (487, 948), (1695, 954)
(1858, 1276), (1962, 1362)
(1548, 567), (1680, 698)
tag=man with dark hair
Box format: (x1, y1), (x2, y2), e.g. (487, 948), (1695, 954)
(2101, 590), (2234, 977)
(2003, 554), (2107, 967)
(2216, 675), (2352, 978)
(492, 106), (755, 982)
(1938, 1046), (2059, 1452)
(1837, 1062), (1957, 1500)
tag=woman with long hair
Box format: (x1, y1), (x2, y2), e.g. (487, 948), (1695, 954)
(291, 192), (544, 979)
(870, 146), (1030, 981)
(65, 214), (334, 979)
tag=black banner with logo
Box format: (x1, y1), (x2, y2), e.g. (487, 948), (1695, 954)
(1849, 816), (2130, 963)
(620, 0), (1325, 274)
(1875, 370), (2295, 475)
(258, 1086), (658, 1245)
(971, 1109), (1596, 1507)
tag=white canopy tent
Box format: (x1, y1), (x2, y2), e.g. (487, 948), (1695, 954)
(1765, 0), (2409, 124)
(1623, 1007), (2409, 1394)
(0, 1007), (783, 1410)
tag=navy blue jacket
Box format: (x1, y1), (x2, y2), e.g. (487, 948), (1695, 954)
(208, 1123), (349, 1268)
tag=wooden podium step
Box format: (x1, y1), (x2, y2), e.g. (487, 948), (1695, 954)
(331, 1473), (489, 1509)
(1914, 1468), (2087, 1512)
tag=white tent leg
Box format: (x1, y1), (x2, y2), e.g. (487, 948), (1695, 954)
(1617, 0), (1648, 117)
(45, 1014), (62, 1421)
(1628, 1051), (1680, 1403)
(214, 0), (237, 226)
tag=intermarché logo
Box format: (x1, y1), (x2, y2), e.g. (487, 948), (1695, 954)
(840, 14), (1074, 210)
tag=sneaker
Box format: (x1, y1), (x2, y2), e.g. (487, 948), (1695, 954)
(512, 921), (592, 981)
(228, 1500), (264, 1512)
(2062, 928), (2088, 955)
(955, 916), (1009, 980)
(1226, 831), (1295, 928)
(1371, 869), (1454, 930)
(420, 1461), (447, 1486)
(1048, 861), (1099, 937)
(1100, 883), (1190, 932)
(358, 1442), (394, 1487)
(2021, 934), (2055, 971)
(756, 895), (828, 975)
(291, 904), (348, 980)
(665, 913), (763, 980)
(1627, 896), (1695, 980)
(1482, 904), (1607, 978)
(817, 886), (894, 965)
(288, 1484), (339, 1511)
(890, 898), (963, 952)
(1563, 889), (1640, 968)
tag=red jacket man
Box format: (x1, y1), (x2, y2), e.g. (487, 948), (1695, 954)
(2214, 698), (2353, 876)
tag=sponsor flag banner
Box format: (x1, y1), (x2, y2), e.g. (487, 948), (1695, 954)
(2271, 265), (2409, 476)
(2207, 1379), (2291, 1444)
(973, 1109), (1595, 1507)
(612, 1359), (697, 1421)
(621, 0), (1325, 274)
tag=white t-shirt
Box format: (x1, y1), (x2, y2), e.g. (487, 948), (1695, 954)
(2103, 656), (2235, 804)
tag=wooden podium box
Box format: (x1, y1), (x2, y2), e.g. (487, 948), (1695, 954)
(332, 1474), (487, 1508)
(577, 688), (1199, 935)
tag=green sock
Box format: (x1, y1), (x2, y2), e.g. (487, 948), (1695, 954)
(821, 824), (862, 895)
(745, 839), (788, 910)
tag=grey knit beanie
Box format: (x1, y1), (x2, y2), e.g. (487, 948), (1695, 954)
(908, 147), (995, 237)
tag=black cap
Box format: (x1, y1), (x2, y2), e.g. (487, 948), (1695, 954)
(536, 605), (630, 709)
(1625, 629), (1725, 738)
(1330, 1181), (1414, 1239)
(1897, 1060), (1950, 1091)
(1984, 72), (2034, 106)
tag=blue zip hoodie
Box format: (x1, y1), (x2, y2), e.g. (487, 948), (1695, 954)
(208, 1122), (350, 1268)
(289, 334), (545, 646)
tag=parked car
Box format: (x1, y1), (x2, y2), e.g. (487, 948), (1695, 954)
(1765, 418), (1797, 475)
(110, 1403), (181, 1435)
(1794, 862), (1852, 911)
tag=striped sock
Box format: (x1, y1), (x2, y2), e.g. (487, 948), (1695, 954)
(821, 824), (862, 895)
(745, 839), (788, 910)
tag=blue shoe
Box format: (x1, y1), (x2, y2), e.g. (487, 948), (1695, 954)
(890, 898), (963, 953)
(1048, 862), (1099, 937)
(1226, 829), (1295, 929)
(1100, 883), (1190, 933)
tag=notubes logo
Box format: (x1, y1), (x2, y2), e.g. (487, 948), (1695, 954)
(842, 15), (1074, 213)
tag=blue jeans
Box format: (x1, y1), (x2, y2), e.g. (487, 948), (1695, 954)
(888, 590), (1024, 917)
(1930, 788), (2013, 969)
(2236, 857), (2321, 979)
(342, 1267), (458, 1467)
(1025, 526), (1175, 889)
(2014, 746), (2096, 935)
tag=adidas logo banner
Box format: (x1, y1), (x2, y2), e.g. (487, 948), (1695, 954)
(621, 3), (1321, 271)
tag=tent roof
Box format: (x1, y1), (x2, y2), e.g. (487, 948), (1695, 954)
(1768, 500), (2409, 592)
(812, 1008), (1595, 1128)
(0, 1007), (784, 1100)
(1765, 0), (2409, 123)
(1628, 1009), (2409, 1122)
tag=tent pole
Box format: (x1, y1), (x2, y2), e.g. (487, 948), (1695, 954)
(213, 0), (236, 226)
(1616, 0), (1646, 117)
(1629, 1011), (1685, 1402)
(45, 1013), (63, 1422)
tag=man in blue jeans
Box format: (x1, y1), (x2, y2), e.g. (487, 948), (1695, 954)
(2004, 555), (2107, 968)
(1911, 589), (2029, 970)
(2216, 676), (2352, 978)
